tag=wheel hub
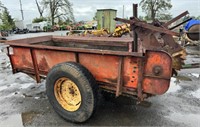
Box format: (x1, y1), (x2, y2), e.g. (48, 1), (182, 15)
(54, 78), (81, 112)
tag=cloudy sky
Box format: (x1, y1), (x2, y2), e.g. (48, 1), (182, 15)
(1, 0), (200, 23)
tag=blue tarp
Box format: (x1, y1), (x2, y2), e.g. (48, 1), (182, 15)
(184, 19), (200, 31)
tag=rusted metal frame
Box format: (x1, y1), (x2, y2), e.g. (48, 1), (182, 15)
(16, 68), (47, 79)
(144, 75), (171, 80)
(164, 11), (189, 27)
(75, 53), (79, 63)
(52, 37), (130, 47)
(133, 4), (138, 52)
(128, 42), (133, 52)
(54, 35), (133, 43)
(98, 81), (137, 92)
(137, 58), (144, 101)
(15, 67), (34, 73)
(97, 81), (117, 87)
(7, 47), (17, 74)
(169, 18), (192, 30)
(7, 35), (52, 44)
(116, 57), (124, 97)
(16, 67), (48, 76)
(99, 84), (138, 96)
(30, 48), (41, 83)
(17, 68), (36, 74)
(0, 40), (6, 43)
(7, 44), (144, 57)
(115, 18), (178, 36)
(37, 70), (48, 75)
(54, 40), (128, 47)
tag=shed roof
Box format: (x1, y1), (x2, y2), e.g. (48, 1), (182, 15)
(97, 9), (117, 12)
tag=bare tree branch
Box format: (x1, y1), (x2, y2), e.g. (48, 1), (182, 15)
(42, 0), (75, 25)
(35, 0), (44, 17)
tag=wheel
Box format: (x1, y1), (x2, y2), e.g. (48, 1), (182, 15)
(46, 62), (98, 123)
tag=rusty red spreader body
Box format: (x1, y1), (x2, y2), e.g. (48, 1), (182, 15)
(5, 8), (188, 122)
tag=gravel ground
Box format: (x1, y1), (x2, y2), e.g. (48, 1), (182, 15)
(0, 33), (200, 126)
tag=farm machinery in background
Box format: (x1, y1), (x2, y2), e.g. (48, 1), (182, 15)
(67, 23), (131, 37)
(67, 11), (197, 73)
(181, 19), (200, 45)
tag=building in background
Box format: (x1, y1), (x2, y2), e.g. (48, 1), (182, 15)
(96, 9), (117, 33)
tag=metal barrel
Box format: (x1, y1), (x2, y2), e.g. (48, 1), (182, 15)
(187, 24), (200, 41)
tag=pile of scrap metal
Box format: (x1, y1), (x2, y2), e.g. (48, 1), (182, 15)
(67, 29), (109, 37)
(67, 24), (131, 37)
(67, 11), (191, 73)
(114, 11), (192, 74)
(109, 23), (131, 37)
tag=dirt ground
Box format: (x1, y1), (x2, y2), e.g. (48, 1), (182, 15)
(0, 33), (200, 126)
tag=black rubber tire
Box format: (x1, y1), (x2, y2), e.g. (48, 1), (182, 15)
(46, 62), (98, 123)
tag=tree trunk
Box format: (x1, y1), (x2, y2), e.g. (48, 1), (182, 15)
(152, 11), (155, 21)
(51, 14), (54, 26)
(39, 12), (43, 18)
(150, 1), (155, 21)
(35, 0), (43, 17)
(49, 0), (54, 26)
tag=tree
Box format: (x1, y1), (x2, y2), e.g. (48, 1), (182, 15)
(140, 0), (172, 21)
(42, 0), (75, 25)
(57, 17), (72, 25)
(0, 7), (15, 30)
(32, 17), (47, 23)
(196, 16), (200, 20)
(159, 14), (172, 20)
(0, 1), (4, 9)
(189, 16), (200, 20)
(35, 0), (45, 17)
(93, 12), (97, 20)
(138, 16), (144, 20)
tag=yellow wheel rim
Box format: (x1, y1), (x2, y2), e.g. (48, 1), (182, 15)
(54, 78), (81, 112)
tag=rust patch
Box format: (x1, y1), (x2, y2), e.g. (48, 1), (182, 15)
(123, 76), (130, 85)
(104, 78), (118, 84)
(38, 57), (50, 71)
(21, 55), (33, 67)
